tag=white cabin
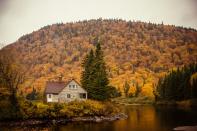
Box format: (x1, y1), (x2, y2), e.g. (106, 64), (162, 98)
(44, 79), (87, 102)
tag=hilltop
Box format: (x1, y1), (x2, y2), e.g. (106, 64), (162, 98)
(2, 19), (197, 97)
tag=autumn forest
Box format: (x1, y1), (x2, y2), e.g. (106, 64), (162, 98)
(1, 19), (197, 99)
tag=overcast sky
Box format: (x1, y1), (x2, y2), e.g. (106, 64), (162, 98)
(0, 0), (197, 45)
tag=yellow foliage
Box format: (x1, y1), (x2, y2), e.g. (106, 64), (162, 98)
(2, 19), (196, 99)
(141, 83), (154, 98)
(190, 72), (197, 86)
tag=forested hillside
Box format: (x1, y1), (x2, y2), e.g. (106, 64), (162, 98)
(2, 19), (197, 98)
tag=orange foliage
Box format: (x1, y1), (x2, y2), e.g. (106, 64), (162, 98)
(2, 19), (197, 97)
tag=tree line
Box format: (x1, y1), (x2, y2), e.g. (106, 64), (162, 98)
(154, 63), (197, 101)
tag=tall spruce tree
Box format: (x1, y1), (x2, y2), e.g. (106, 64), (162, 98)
(81, 41), (111, 101)
(81, 49), (95, 99)
(92, 42), (110, 100)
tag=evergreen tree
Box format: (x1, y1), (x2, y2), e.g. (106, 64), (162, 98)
(108, 86), (121, 98)
(135, 82), (141, 97)
(81, 49), (95, 99)
(81, 41), (113, 101)
(26, 87), (38, 100)
(123, 81), (130, 97)
(92, 42), (110, 100)
(155, 63), (197, 101)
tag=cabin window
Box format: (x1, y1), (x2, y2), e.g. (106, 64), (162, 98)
(69, 84), (78, 89)
(67, 94), (71, 98)
(80, 93), (86, 98)
(48, 94), (51, 98)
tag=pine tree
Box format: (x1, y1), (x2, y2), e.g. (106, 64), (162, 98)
(92, 42), (110, 100)
(155, 63), (197, 101)
(135, 82), (141, 97)
(81, 49), (95, 99)
(81, 41), (112, 101)
(26, 87), (38, 100)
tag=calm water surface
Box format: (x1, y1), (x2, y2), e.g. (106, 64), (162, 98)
(1, 105), (197, 131)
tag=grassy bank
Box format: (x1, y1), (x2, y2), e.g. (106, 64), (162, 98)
(111, 96), (154, 105)
(0, 100), (120, 121)
(111, 96), (197, 108)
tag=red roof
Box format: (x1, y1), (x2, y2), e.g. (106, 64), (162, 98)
(44, 81), (66, 94)
(44, 79), (81, 94)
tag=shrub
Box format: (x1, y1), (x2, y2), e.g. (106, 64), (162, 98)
(60, 100), (107, 117)
(16, 100), (119, 120)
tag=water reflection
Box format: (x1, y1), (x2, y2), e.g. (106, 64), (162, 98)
(114, 106), (163, 131)
(1, 105), (197, 131)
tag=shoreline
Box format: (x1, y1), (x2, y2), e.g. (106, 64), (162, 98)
(111, 97), (154, 106)
(115, 102), (153, 106)
(0, 113), (128, 127)
(154, 99), (197, 107)
(174, 126), (197, 131)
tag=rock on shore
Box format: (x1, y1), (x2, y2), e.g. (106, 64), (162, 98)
(72, 113), (128, 122)
(0, 113), (128, 127)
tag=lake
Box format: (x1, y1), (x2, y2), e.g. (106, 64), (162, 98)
(1, 105), (197, 131)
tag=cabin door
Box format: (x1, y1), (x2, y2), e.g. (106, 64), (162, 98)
(47, 94), (52, 102)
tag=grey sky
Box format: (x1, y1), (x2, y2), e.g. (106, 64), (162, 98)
(0, 0), (197, 45)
